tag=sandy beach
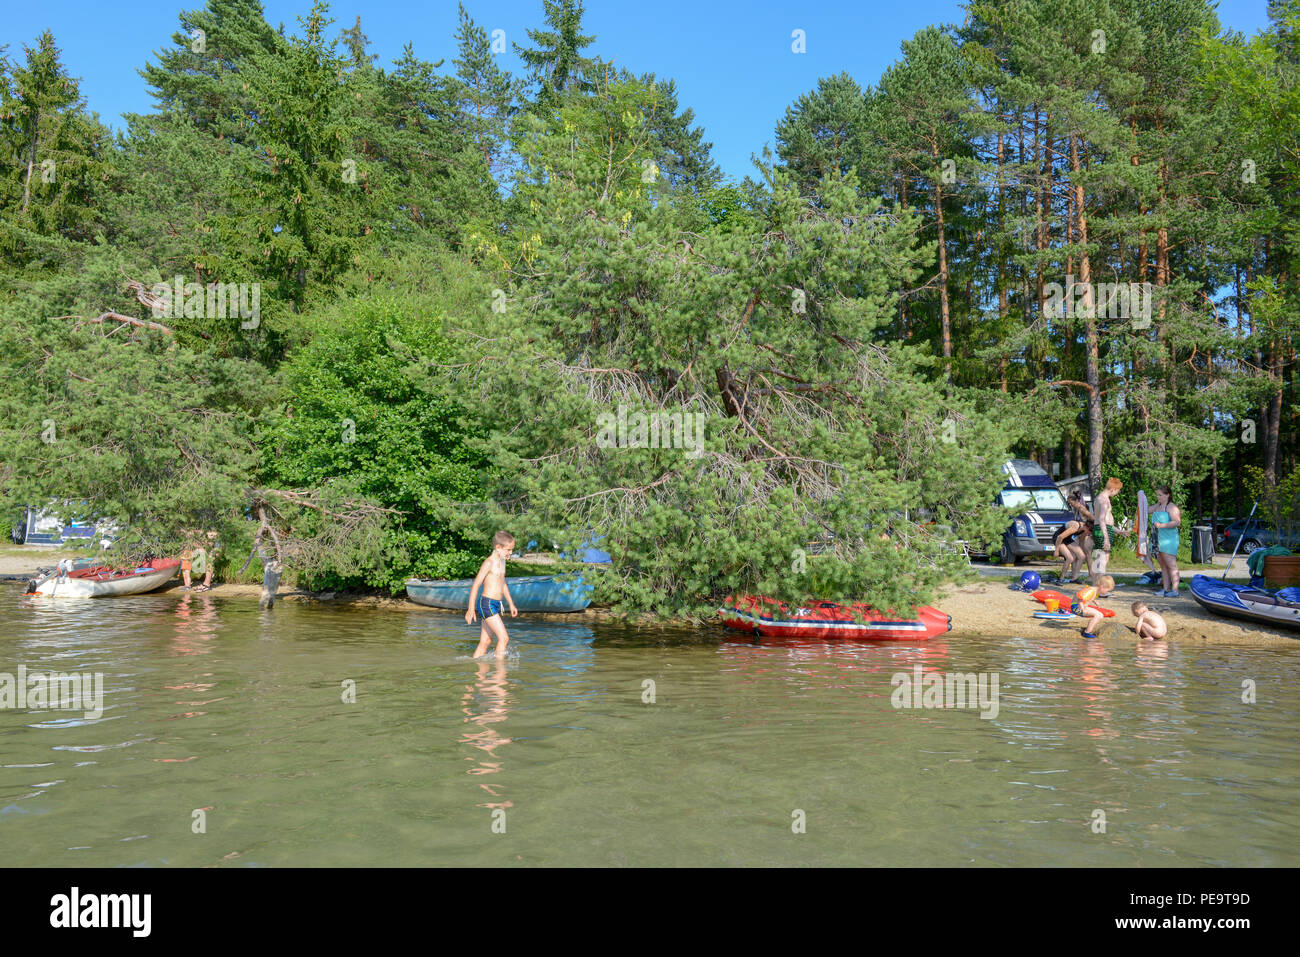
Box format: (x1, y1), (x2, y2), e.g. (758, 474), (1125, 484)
(938, 580), (1297, 646)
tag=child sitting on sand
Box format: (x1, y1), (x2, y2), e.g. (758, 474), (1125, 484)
(1077, 577), (1115, 638)
(1131, 601), (1168, 640)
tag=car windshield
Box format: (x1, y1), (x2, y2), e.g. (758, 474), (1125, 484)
(999, 488), (1069, 512)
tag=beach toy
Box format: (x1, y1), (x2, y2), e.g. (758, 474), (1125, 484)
(1031, 588), (1115, 617)
(1019, 571), (1041, 592)
(1045, 598), (1059, 612)
(1076, 585), (1099, 604)
(1033, 611), (1075, 620)
(1080, 604), (1114, 617)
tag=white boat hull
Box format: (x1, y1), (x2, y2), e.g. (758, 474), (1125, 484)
(33, 564), (179, 598)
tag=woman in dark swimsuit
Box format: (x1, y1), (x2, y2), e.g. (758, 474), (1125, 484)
(1067, 492), (1096, 583)
(1054, 512), (1090, 583)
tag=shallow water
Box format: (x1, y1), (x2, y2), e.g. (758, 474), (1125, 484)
(1, 586), (1297, 866)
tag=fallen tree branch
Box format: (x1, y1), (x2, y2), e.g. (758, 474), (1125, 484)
(75, 311), (176, 335)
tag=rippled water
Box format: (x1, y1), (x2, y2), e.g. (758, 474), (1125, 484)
(2, 585), (1297, 866)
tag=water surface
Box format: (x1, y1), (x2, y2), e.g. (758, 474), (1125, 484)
(2, 586), (1297, 866)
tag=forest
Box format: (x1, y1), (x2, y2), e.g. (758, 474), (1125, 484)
(1, 0), (1296, 616)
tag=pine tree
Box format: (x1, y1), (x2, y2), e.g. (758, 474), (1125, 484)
(106, 109), (246, 298)
(459, 76), (1012, 615)
(775, 72), (872, 191)
(1198, 0), (1300, 486)
(369, 44), (498, 248)
(339, 15), (377, 68)
(875, 26), (979, 388)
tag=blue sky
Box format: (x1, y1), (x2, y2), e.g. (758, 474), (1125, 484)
(1, 0), (1278, 182)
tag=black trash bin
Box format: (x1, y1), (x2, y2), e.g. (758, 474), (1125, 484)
(1190, 525), (1215, 564)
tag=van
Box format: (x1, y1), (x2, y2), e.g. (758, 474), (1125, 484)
(986, 459), (1078, 565)
(10, 505), (118, 547)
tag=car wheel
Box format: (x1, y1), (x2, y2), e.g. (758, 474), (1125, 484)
(1241, 538), (1262, 554)
(999, 541), (1015, 566)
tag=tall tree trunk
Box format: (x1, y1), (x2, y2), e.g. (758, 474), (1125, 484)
(1211, 458), (1219, 535)
(1158, 198), (1175, 476)
(1264, 260), (1285, 484)
(1264, 345), (1282, 483)
(997, 118), (1009, 394)
(1034, 109), (1050, 386)
(935, 179), (952, 391)
(1234, 436), (1243, 519)
(1070, 134), (1103, 491)
(23, 128), (38, 212)
(1134, 118), (1150, 441)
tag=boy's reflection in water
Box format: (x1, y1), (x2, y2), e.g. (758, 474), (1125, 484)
(461, 654), (513, 812)
(172, 591), (218, 657)
(166, 592), (223, 725)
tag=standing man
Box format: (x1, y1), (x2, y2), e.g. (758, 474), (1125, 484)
(1090, 477), (1130, 579)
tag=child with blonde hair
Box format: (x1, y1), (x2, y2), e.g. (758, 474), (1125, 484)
(466, 531), (519, 658)
(1131, 601), (1168, 640)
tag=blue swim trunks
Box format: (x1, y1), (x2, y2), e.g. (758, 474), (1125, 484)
(476, 595), (503, 620)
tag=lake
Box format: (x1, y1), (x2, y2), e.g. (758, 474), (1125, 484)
(2, 586), (1297, 866)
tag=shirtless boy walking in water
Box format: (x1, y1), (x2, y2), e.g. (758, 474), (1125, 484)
(466, 531), (518, 659)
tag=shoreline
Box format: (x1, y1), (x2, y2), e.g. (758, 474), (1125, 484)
(4, 550), (1296, 646)
(937, 580), (1297, 647)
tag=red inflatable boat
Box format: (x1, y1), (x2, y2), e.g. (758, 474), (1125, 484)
(719, 595), (952, 641)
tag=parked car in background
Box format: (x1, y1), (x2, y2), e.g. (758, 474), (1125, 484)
(969, 459), (1077, 565)
(9, 505), (118, 546)
(1219, 518), (1300, 555)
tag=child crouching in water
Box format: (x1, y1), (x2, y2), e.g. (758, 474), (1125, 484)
(466, 531), (519, 659)
(1131, 601), (1167, 640)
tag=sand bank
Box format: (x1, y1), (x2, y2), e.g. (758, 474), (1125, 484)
(939, 580), (1297, 647)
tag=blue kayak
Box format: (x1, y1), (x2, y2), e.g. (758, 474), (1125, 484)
(1188, 574), (1300, 633)
(405, 575), (593, 613)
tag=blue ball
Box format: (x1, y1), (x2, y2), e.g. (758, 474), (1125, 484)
(1019, 571), (1041, 592)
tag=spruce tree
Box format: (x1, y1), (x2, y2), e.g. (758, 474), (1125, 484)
(0, 31), (112, 254)
(453, 2), (520, 181)
(139, 0), (278, 144)
(210, 0), (367, 346)
(513, 0), (598, 108)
